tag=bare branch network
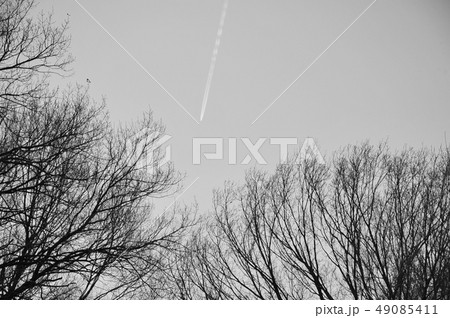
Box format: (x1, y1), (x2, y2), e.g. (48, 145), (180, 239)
(1, 0), (449, 300)
(163, 144), (450, 300)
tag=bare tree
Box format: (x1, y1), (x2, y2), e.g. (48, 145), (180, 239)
(0, 88), (195, 299)
(321, 143), (450, 299)
(165, 143), (450, 300)
(0, 0), (194, 299)
(0, 0), (72, 108)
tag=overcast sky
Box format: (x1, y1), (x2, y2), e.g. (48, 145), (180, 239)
(40, 0), (450, 211)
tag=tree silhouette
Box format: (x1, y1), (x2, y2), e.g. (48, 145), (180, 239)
(165, 143), (450, 300)
(0, 0), (72, 107)
(0, 0), (193, 299)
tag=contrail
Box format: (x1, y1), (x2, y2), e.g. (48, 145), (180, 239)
(250, 0), (377, 126)
(200, 0), (229, 121)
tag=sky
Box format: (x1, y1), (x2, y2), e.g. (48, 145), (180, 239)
(39, 0), (450, 212)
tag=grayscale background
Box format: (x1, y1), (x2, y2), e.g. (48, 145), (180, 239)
(40, 0), (450, 211)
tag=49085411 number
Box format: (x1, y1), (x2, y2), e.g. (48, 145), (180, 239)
(376, 305), (437, 315)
